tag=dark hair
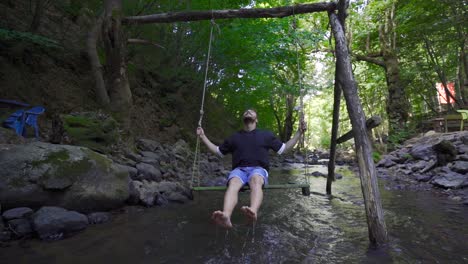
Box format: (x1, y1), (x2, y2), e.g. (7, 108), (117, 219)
(244, 108), (257, 114)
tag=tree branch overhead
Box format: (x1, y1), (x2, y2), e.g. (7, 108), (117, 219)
(123, 2), (337, 25)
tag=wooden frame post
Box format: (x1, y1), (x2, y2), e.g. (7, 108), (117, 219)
(327, 68), (342, 195)
(329, 7), (388, 246)
(327, 0), (348, 196)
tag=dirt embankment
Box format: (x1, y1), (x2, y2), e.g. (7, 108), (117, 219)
(0, 1), (236, 148)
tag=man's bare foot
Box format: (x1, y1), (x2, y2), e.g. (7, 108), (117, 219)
(241, 206), (257, 223)
(211, 210), (233, 229)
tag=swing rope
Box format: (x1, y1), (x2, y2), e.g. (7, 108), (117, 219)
(191, 18), (216, 189)
(292, 4), (310, 185)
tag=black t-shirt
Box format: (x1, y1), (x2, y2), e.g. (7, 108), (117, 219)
(218, 129), (284, 171)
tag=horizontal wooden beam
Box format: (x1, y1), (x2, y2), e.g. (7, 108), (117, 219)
(336, 115), (382, 144)
(123, 2), (337, 25)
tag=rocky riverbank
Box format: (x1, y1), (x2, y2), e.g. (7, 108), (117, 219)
(0, 128), (229, 243)
(376, 131), (468, 205)
(2, 129), (465, 243)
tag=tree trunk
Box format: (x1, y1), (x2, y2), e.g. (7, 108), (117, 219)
(329, 11), (388, 248)
(86, 15), (110, 106)
(29, 0), (45, 33)
(382, 53), (409, 132)
(379, 3), (409, 139)
(283, 94), (295, 142)
(102, 0), (132, 111)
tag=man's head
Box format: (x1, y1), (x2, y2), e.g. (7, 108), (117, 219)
(242, 109), (258, 127)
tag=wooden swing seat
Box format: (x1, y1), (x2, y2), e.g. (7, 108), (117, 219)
(192, 183), (311, 196)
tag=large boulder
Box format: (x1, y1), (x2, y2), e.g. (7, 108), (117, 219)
(0, 142), (129, 212)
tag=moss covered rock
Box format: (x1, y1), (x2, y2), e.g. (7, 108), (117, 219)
(62, 112), (119, 154)
(0, 142), (129, 212)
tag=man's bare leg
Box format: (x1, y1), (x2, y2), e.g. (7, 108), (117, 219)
(241, 174), (264, 222)
(212, 177), (243, 228)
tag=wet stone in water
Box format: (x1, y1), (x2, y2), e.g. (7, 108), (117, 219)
(87, 212), (112, 224)
(2, 207), (33, 221)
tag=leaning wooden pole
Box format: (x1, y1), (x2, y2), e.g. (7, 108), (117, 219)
(329, 11), (388, 247)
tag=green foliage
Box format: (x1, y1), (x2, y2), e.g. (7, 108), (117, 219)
(387, 123), (416, 149)
(372, 151), (381, 163)
(66, 0), (464, 150)
(0, 28), (61, 49)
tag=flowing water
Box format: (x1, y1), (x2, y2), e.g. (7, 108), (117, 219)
(2, 165), (468, 263)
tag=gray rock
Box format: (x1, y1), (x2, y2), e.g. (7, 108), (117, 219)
(293, 153), (305, 163)
(126, 152), (142, 162)
(461, 135), (468, 145)
(140, 151), (159, 160)
(32, 207), (88, 241)
(136, 139), (161, 152)
(377, 156), (396, 167)
(410, 144), (435, 161)
(0, 230), (11, 242)
(166, 192), (188, 203)
(431, 172), (468, 189)
(127, 181), (142, 205)
(8, 218), (33, 237)
(157, 181), (180, 194)
(458, 145), (468, 154)
(450, 161), (468, 174)
(207, 154), (220, 162)
(335, 173), (343, 180)
(128, 180), (159, 206)
(119, 157), (137, 167)
(411, 160), (428, 172)
(2, 207), (33, 221)
(310, 171), (326, 177)
(136, 163), (162, 181)
(458, 155), (468, 161)
(87, 212), (111, 224)
(202, 176), (227, 186)
(155, 194), (169, 206)
(119, 165), (138, 179)
(415, 174), (433, 182)
(140, 157), (159, 167)
(0, 142), (129, 212)
(172, 140), (190, 157)
(421, 160), (437, 173)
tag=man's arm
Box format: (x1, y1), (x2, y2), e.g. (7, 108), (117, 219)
(196, 127), (221, 155)
(283, 120), (307, 153)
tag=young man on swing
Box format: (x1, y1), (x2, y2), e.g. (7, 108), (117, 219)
(196, 109), (307, 229)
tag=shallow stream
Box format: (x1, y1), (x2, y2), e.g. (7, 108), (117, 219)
(2, 165), (468, 263)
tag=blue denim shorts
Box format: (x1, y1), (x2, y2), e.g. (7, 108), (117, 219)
(227, 166), (269, 186)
